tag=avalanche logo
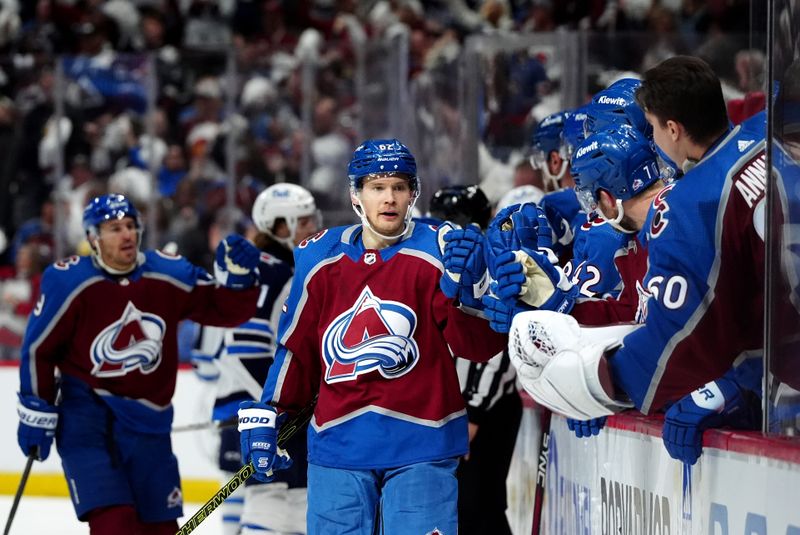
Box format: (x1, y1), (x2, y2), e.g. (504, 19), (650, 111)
(322, 286), (419, 383)
(89, 302), (166, 378)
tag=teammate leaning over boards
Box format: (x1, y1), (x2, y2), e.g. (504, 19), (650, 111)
(16, 194), (259, 534)
(236, 139), (507, 534)
(215, 184), (321, 534)
(508, 56), (767, 429)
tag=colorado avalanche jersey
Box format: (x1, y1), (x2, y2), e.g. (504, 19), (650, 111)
(539, 188), (585, 259)
(567, 216), (629, 299)
(261, 222), (507, 469)
(610, 119), (767, 414)
(19, 251), (257, 433)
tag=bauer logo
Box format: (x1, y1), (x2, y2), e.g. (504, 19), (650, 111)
(575, 141), (598, 159)
(321, 286), (419, 383)
(89, 301), (165, 378)
(597, 95), (627, 106)
(252, 441), (272, 449)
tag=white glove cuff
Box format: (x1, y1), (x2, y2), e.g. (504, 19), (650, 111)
(238, 408), (277, 431)
(17, 402), (58, 430)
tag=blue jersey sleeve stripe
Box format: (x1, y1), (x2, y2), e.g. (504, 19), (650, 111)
(279, 253), (344, 346)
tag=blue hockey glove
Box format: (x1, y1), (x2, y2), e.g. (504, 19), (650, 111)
(515, 250), (578, 313)
(437, 222), (489, 309)
(214, 234), (260, 289)
(662, 378), (756, 465)
(491, 251), (526, 302)
(17, 393), (58, 461)
(567, 417), (607, 438)
(238, 401), (292, 483)
(485, 203), (555, 276)
(481, 283), (534, 333)
(224, 319), (275, 359)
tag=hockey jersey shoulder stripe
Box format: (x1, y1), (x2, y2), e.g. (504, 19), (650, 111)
(25, 274), (104, 398)
(396, 248), (443, 273)
(279, 252), (346, 345)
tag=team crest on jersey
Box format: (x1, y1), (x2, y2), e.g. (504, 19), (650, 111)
(322, 286), (419, 383)
(89, 301), (166, 378)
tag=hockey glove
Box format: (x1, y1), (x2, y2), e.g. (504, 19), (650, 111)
(567, 416), (607, 438)
(437, 222), (489, 309)
(481, 282), (534, 334)
(17, 393), (58, 461)
(238, 401), (292, 483)
(662, 378), (760, 465)
(214, 234), (260, 289)
(515, 250), (578, 314)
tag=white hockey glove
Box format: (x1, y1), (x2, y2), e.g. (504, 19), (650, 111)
(508, 310), (636, 420)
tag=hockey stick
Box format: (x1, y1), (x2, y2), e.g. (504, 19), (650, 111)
(171, 416), (237, 433)
(3, 451), (36, 535)
(531, 407), (552, 535)
(175, 395), (318, 535)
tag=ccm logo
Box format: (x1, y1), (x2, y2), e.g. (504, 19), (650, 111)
(238, 416), (273, 425)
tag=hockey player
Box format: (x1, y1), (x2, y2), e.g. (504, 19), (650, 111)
(16, 194), (260, 534)
(237, 139), (507, 534)
(429, 184), (522, 535)
(529, 111), (585, 259)
(215, 183), (321, 534)
(507, 56), (768, 428)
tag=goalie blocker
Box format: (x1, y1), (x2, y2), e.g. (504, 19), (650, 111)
(508, 310), (637, 420)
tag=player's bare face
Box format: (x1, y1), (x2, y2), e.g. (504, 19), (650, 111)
(292, 215), (320, 246)
(358, 175), (413, 235)
(646, 111), (679, 166)
(96, 217), (139, 271)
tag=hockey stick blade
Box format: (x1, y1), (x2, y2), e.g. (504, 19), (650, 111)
(175, 395), (318, 535)
(4, 451), (36, 535)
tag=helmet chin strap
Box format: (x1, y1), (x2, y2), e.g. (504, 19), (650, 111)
(352, 194), (419, 243)
(89, 235), (143, 275)
(600, 199), (635, 234)
(265, 229), (295, 250)
(541, 159), (568, 191)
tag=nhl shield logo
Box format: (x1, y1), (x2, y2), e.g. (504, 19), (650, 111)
(364, 252), (377, 265)
(321, 286), (419, 383)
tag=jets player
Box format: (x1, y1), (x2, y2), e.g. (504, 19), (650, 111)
(507, 56), (768, 439)
(215, 183), (320, 535)
(237, 139), (507, 535)
(16, 194), (260, 534)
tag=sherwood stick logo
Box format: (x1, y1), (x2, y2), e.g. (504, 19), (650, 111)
(176, 463), (255, 534)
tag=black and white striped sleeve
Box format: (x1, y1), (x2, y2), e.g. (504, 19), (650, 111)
(456, 350), (518, 424)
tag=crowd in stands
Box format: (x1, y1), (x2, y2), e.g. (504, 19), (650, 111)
(0, 0), (764, 359)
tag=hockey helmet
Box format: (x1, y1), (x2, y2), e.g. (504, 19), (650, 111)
(251, 183), (321, 249)
(428, 185), (491, 229)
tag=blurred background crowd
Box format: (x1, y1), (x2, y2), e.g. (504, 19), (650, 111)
(0, 0), (768, 358)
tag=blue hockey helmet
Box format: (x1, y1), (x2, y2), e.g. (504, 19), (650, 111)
(82, 193), (142, 239)
(561, 104), (590, 158)
(570, 125), (660, 215)
(530, 111), (569, 188)
(347, 139), (418, 194)
(530, 111), (567, 160)
(584, 79), (651, 139)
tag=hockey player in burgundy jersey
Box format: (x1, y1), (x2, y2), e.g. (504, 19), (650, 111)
(507, 56), (767, 430)
(16, 194), (259, 535)
(237, 139), (506, 535)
